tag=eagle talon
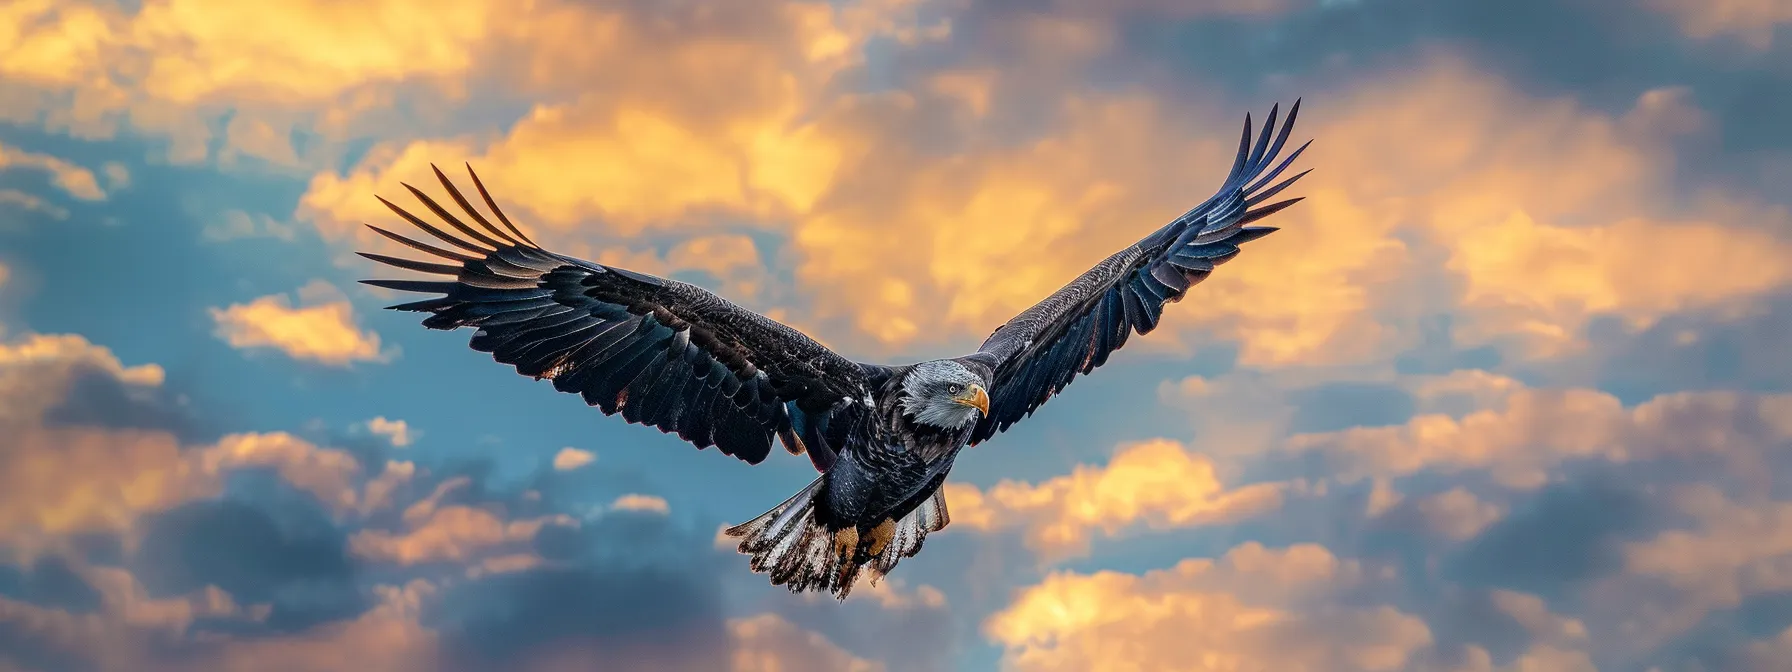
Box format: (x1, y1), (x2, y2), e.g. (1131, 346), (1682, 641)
(866, 518), (897, 557)
(832, 526), (859, 564)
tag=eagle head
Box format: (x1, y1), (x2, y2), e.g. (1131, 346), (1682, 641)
(899, 360), (990, 429)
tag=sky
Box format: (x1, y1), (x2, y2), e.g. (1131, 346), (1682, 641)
(1, 0), (1790, 670)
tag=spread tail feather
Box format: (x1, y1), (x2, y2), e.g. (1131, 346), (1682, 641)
(723, 478), (951, 600)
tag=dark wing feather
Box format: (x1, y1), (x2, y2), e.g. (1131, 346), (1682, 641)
(966, 101), (1312, 445)
(360, 164), (870, 469)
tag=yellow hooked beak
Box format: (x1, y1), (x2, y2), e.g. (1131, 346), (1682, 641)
(954, 384), (990, 416)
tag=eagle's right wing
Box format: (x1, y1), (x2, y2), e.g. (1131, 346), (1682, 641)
(360, 166), (872, 469)
(966, 101), (1311, 445)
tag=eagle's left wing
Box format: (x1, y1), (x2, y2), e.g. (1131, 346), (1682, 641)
(965, 101), (1311, 445)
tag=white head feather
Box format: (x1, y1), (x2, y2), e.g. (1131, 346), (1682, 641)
(899, 360), (987, 429)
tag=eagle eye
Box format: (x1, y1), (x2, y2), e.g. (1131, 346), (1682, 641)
(947, 384), (963, 395)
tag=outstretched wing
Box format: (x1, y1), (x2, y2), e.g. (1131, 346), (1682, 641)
(359, 165), (872, 469)
(966, 101), (1311, 445)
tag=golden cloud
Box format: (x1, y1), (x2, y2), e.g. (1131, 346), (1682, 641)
(209, 280), (389, 366)
(292, 0), (930, 236)
(197, 432), (365, 511)
(610, 493), (670, 514)
(302, 45), (1792, 368)
(365, 416), (415, 447)
(984, 542), (1433, 672)
(349, 503), (576, 565)
(0, 140), (106, 200)
(551, 447), (596, 471)
(3, 0), (933, 170)
(945, 438), (1285, 559)
(0, 334), (187, 552)
(0, 0), (494, 164)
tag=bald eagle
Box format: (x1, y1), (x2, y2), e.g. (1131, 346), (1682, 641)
(360, 102), (1310, 598)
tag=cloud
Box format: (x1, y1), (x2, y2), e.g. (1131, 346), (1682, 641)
(610, 494), (670, 515)
(365, 416), (414, 447)
(197, 432), (366, 513)
(729, 613), (884, 672)
(295, 41), (1792, 370)
(0, 188), (70, 220)
(984, 541), (1434, 671)
(1579, 484), (1792, 656)
(0, 327), (882, 669)
(945, 439), (1285, 560)
(1648, 0), (1792, 51)
(1622, 487), (1792, 606)
(201, 210), (298, 242)
(1285, 384), (1792, 490)
(0, 141), (105, 200)
(130, 499), (365, 631)
(0, 0), (510, 164)
(550, 447), (595, 471)
(1376, 487), (1506, 542)
(0, 332), (422, 561)
(425, 515), (735, 672)
(286, 0), (932, 232)
(349, 504), (575, 566)
(209, 280), (389, 366)
(1746, 626), (1792, 670)
(0, 334), (188, 550)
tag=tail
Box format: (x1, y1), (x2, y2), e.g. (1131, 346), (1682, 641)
(723, 477), (951, 600)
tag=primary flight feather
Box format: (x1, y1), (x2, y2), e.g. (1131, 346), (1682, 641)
(359, 101), (1312, 599)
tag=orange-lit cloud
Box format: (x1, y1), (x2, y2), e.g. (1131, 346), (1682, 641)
(198, 432), (365, 509)
(610, 493), (670, 514)
(551, 447), (596, 471)
(1286, 385), (1792, 489)
(1589, 485), (1792, 651)
(0, 333), (186, 551)
(984, 542), (1434, 671)
(349, 504), (577, 565)
(292, 0), (934, 241)
(0, 0), (496, 164)
(366, 416), (415, 447)
(0, 569), (440, 672)
(209, 280), (389, 366)
(0, 332), (416, 561)
(728, 613), (884, 672)
(0, 140), (106, 200)
(3, 0), (938, 171)
(300, 48), (1792, 368)
(0, 188), (71, 219)
(1648, 0), (1792, 50)
(1382, 487), (1505, 542)
(946, 439), (1285, 559)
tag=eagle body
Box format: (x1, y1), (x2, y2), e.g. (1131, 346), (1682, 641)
(360, 101), (1312, 599)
